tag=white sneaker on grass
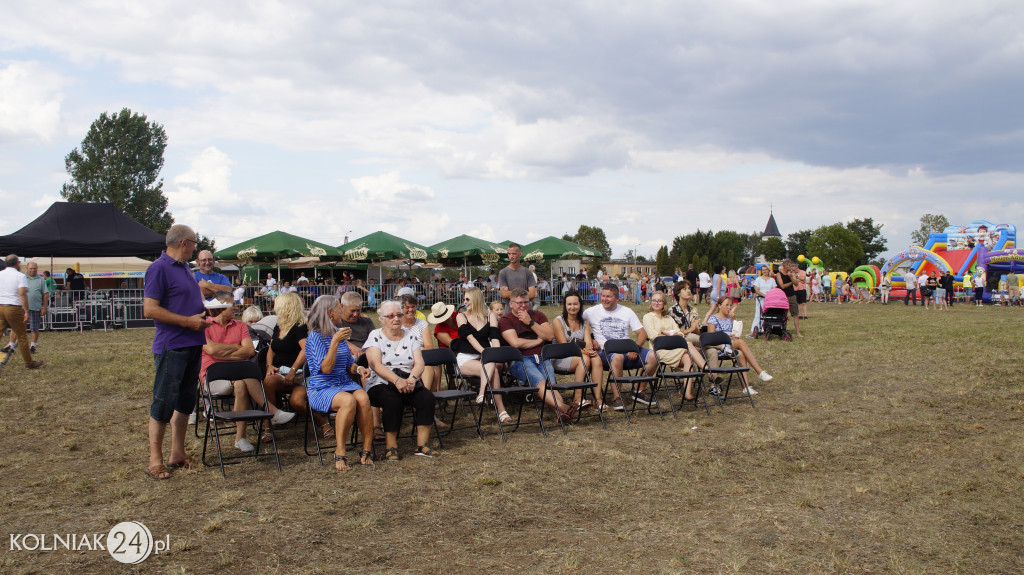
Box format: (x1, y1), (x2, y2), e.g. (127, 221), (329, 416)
(234, 438), (255, 452)
(758, 371), (773, 382)
(742, 387), (758, 396)
(271, 410), (296, 426)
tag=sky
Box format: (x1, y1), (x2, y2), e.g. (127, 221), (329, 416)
(1, 0), (1022, 262)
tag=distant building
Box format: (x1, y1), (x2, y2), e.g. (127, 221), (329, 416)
(762, 211), (782, 241)
(758, 211), (783, 264)
(601, 260), (658, 278)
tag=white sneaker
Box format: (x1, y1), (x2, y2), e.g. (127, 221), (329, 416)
(758, 371), (773, 382)
(742, 386), (759, 396)
(271, 410), (296, 425)
(234, 438), (255, 452)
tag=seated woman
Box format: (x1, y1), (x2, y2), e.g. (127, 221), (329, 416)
(364, 300), (439, 460)
(426, 301), (459, 393)
(263, 292), (308, 422)
(201, 291), (295, 454)
(304, 295), (374, 470)
(706, 296), (773, 396)
(457, 288), (508, 420)
(642, 290), (700, 401)
(399, 293), (434, 391)
(551, 290), (603, 409)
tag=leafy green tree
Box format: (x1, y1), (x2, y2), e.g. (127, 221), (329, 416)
(655, 245), (670, 275)
(60, 108), (173, 233)
(910, 213), (950, 246)
(845, 218), (887, 265)
(807, 223), (865, 271)
(785, 229), (813, 260)
(757, 237), (787, 261)
(196, 233), (217, 255)
(567, 224), (612, 259)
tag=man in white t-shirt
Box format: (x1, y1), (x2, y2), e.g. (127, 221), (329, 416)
(697, 269), (712, 304)
(821, 273), (832, 302)
(582, 282), (658, 410)
(0, 255), (44, 369)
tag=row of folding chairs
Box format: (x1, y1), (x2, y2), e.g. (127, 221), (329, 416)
(195, 330), (756, 475)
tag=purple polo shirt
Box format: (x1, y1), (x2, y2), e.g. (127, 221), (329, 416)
(145, 251), (206, 353)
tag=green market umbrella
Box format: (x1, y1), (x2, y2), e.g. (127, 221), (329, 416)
(429, 234), (508, 276)
(215, 230), (344, 283)
(337, 231), (437, 262)
(520, 236), (603, 262)
(216, 230), (344, 262)
(338, 231), (438, 283)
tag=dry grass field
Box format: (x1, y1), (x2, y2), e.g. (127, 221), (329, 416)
(1, 299), (1022, 574)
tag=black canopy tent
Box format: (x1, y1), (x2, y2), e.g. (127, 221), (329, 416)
(0, 202), (166, 258)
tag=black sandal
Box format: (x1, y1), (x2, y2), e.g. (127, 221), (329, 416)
(415, 445), (439, 458)
(359, 450), (374, 466)
(333, 454), (350, 471)
(384, 447), (400, 462)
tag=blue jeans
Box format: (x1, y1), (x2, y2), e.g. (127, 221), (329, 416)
(150, 345), (202, 423)
(508, 354), (556, 386)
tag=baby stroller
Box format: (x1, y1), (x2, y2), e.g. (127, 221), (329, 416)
(759, 287), (792, 341)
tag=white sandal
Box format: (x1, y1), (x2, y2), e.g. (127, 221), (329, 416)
(498, 411), (513, 423)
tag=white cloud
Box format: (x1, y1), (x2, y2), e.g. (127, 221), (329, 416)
(0, 61), (63, 142)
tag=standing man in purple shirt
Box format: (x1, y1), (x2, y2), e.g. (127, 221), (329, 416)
(143, 225), (212, 479)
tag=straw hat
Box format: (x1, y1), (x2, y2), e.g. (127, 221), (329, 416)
(426, 301), (455, 324)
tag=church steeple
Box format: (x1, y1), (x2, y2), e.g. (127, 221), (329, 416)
(762, 210), (781, 240)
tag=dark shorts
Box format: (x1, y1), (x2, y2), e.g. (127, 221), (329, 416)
(787, 295), (799, 316)
(27, 310), (43, 332)
(795, 290), (807, 304)
(150, 345), (203, 423)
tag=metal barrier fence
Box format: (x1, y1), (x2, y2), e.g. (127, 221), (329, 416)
(46, 289), (152, 331)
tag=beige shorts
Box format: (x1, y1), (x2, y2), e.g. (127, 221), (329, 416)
(206, 379), (234, 396)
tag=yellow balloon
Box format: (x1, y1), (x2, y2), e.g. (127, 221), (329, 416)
(811, 256), (820, 265)
(797, 255), (805, 263)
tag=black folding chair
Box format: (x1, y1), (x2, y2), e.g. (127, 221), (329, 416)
(602, 338), (663, 423)
(480, 347), (545, 441)
(698, 331), (754, 408)
(200, 361), (282, 477)
(422, 348), (482, 444)
(652, 335), (709, 416)
(541, 343), (606, 432)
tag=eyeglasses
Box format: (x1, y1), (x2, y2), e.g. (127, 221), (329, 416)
(511, 300), (529, 306)
(463, 298), (471, 302)
(381, 313), (402, 320)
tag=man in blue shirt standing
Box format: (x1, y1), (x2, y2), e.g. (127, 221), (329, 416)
(194, 250), (232, 298)
(143, 225), (212, 479)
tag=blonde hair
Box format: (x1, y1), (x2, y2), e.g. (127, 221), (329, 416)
(489, 301), (504, 314)
(647, 290), (668, 315)
(241, 306), (263, 324)
(274, 291), (306, 337)
(464, 287), (487, 322)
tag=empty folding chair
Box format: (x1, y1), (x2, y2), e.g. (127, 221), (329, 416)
(480, 346), (545, 441)
(602, 338), (663, 422)
(652, 335), (709, 416)
(697, 331), (754, 407)
(200, 361), (282, 477)
(540, 342), (606, 432)
(421, 347), (482, 444)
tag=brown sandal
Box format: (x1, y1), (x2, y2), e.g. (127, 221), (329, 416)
(145, 463), (171, 480)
